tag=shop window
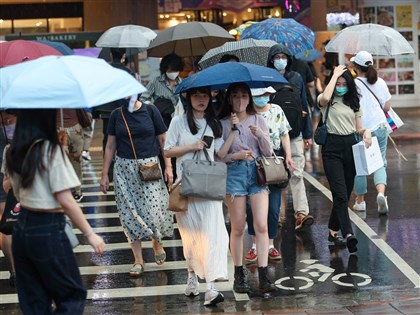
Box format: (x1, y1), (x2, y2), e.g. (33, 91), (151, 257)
(49, 18), (82, 33)
(0, 19), (12, 36)
(14, 18), (47, 34)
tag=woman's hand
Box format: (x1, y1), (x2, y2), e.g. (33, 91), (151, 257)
(230, 112), (239, 126)
(249, 125), (262, 138)
(85, 233), (106, 255)
(363, 129), (372, 148)
(285, 156), (295, 173)
(333, 65), (347, 78)
(164, 166), (174, 187)
(100, 173), (109, 194)
(233, 150), (253, 160)
(190, 140), (206, 152)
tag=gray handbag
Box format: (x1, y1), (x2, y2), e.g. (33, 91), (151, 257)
(65, 219), (80, 248)
(180, 149), (227, 200)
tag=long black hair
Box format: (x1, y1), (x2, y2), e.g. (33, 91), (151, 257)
(185, 87), (222, 138)
(218, 82), (256, 120)
(6, 109), (63, 188)
(327, 69), (360, 112)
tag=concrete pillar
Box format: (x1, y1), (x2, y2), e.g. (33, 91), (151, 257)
(310, 0), (328, 31)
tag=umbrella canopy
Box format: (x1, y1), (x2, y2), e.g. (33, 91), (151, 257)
(241, 18), (315, 55)
(34, 40), (74, 55)
(325, 23), (414, 56)
(73, 47), (102, 58)
(198, 38), (277, 69)
(295, 49), (322, 62)
(0, 39), (62, 66)
(96, 24), (157, 48)
(147, 21), (234, 57)
(0, 55), (146, 109)
(235, 21), (257, 35)
(175, 62), (288, 94)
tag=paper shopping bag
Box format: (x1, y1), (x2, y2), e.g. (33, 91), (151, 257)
(352, 136), (384, 176)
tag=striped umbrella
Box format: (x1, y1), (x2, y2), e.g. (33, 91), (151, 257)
(241, 18), (315, 55)
(198, 39), (277, 69)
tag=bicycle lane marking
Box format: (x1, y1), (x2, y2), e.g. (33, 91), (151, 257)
(303, 171), (420, 289)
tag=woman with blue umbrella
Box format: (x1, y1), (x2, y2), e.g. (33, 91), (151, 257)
(217, 82), (277, 293)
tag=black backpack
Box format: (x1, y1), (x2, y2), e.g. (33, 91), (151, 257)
(270, 73), (303, 139)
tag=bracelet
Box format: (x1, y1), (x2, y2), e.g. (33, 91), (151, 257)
(84, 230), (94, 237)
(231, 126), (240, 135)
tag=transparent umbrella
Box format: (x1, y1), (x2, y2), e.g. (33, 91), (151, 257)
(325, 23), (414, 56)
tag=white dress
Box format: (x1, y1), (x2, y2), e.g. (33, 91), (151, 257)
(164, 115), (229, 282)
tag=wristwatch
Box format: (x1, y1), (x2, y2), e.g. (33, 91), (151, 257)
(231, 125), (240, 134)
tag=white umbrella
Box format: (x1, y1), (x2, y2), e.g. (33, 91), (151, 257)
(0, 55), (146, 109)
(198, 39), (277, 69)
(96, 24), (157, 48)
(325, 23), (414, 56)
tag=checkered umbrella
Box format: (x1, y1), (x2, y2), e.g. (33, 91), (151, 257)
(198, 39), (277, 69)
(241, 18), (315, 56)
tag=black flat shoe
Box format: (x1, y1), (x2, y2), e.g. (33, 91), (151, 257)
(328, 233), (346, 246)
(346, 235), (358, 253)
(9, 272), (16, 287)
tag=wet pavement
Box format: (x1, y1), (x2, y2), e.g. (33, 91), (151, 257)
(0, 107), (419, 314)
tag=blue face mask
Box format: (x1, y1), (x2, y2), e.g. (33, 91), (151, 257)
(253, 96), (269, 107)
(335, 87), (348, 96)
(273, 59), (287, 71)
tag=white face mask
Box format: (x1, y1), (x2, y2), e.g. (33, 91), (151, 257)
(166, 71), (179, 80)
(274, 59), (288, 71)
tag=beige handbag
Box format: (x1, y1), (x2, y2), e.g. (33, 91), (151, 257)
(168, 180), (188, 212)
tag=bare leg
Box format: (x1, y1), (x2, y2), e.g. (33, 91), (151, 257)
(225, 195), (247, 266)
(249, 191), (269, 267)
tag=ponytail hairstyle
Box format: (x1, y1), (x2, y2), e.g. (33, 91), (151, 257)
(354, 63), (378, 85)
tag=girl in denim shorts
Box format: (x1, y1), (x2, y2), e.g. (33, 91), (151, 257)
(217, 82), (276, 293)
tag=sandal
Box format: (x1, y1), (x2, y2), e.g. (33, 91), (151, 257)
(152, 239), (166, 265)
(129, 263), (144, 277)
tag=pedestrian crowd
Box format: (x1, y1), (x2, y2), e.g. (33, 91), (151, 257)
(0, 38), (394, 313)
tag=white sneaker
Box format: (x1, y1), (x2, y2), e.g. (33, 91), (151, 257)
(377, 193), (389, 215)
(203, 289), (224, 306)
(353, 200), (366, 211)
(184, 274), (199, 297)
(82, 150), (91, 161)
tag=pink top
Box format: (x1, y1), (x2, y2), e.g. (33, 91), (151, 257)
(220, 114), (272, 162)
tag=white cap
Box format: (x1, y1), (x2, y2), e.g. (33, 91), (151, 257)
(250, 86), (276, 96)
(350, 51), (373, 67)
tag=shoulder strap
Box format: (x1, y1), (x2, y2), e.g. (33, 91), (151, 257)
(120, 108), (141, 172)
(356, 78), (383, 110)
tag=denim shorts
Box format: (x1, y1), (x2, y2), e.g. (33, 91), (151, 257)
(226, 160), (268, 196)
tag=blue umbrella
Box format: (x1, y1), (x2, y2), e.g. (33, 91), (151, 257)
(0, 55), (146, 109)
(295, 49), (322, 62)
(34, 40), (74, 55)
(175, 62), (288, 94)
(241, 18), (315, 55)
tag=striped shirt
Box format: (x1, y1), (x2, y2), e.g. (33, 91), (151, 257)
(140, 73), (182, 107)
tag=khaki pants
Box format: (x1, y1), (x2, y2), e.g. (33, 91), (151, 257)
(63, 124), (83, 195)
(289, 136), (309, 217)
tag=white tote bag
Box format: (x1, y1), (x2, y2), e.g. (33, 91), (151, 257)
(352, 136), (384, 176)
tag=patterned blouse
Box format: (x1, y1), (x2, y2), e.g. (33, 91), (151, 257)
(258, 103), (291, 151)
